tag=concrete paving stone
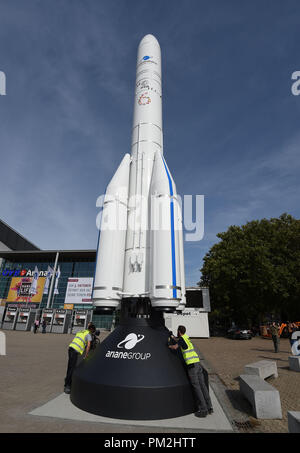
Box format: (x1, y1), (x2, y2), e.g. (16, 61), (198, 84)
(287, 411), (300, 433)
(289, 356), (300, 372)
(239, 374), (282, 419)
(244, 360), (278, 379)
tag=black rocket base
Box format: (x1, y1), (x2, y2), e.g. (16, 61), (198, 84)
(70, 299), (197, 420)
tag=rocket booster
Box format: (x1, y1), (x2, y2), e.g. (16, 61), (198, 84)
(93, 34), (186, 312)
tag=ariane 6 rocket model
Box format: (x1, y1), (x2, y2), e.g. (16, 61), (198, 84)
(93, 34), (186, 313)
(71, 35), (195, 421)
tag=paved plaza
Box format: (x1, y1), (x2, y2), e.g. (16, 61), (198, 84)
(0, 329), (299, 433)
(195, 336), (300, 433)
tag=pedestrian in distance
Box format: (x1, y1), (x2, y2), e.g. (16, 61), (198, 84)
(287, 321), (293, 342)
(270, 321), (280, 353)
(33, 319), (39, 334)
(168, 325), (213, 418)
(64, 323), (96, 394)
(286, 321), (293, 345)
(41, 319), (47, 334)
(290, 323), (300, 348)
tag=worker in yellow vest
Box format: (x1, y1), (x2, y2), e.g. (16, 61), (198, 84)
(64, 323), (96, 394)
(169, 325), (213, 417)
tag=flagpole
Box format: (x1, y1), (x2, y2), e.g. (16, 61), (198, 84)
(46, 252), (59, 309)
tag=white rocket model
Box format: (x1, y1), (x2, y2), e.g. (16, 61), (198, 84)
(93, 34), (186, 312)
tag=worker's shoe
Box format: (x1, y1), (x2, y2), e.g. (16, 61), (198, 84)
(208, 408), (214, 414)
(64, 386), (71, 394)
(195, 410), (208, 418)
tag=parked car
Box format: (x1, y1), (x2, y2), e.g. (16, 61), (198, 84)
(227, 327), (252, 340)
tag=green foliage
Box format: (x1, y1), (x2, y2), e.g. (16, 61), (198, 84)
(199, 214), (300, 325)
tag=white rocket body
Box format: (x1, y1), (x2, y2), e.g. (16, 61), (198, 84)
(93, 35), (186, 311)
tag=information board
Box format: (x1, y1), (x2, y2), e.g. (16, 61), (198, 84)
(64, 278), (93, 304)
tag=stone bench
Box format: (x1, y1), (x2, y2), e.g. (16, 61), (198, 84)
(288, 411), (300, 433)
(239, 374), (282, 419)
(289, 356), (300, 372)
(244, 360), (278, 379)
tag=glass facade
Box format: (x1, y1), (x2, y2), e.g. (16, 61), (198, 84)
(0, 251), (113, 330)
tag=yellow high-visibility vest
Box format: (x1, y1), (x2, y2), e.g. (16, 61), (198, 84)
(180, 334), (200, 366)
(69, 330), (90, 355)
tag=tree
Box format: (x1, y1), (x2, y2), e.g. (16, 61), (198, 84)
(199, 214), (300, 326)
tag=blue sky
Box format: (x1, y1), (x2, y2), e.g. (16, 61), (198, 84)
(0, 0), (299, 285)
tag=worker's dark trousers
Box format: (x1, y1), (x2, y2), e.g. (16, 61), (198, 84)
(272, 335), (280, 352)
(65, 347), (79, 388)
(187, 362), (212, 414)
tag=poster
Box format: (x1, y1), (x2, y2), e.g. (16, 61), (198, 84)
(7, 276), (46, 303)
(64, 278), (93, 304)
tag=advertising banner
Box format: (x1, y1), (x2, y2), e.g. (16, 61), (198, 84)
(64, 278), (93, 305)
(7, 276), (46, 303)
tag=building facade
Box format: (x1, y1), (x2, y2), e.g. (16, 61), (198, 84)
(0, 219), (210, 336)
(0, 250), (114, 329)
(0, 219), (114, 330)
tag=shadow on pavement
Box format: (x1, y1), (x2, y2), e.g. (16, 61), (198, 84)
(225, 389), (253, 417)
(250, 348), (276, 353)
(258, 356), (287, 362)
(277, 366), (290, 371)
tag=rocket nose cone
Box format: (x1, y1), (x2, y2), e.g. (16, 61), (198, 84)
(139, 34), (160, 48)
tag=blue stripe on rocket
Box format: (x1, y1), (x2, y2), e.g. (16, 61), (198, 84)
(161, 155), (177, 299)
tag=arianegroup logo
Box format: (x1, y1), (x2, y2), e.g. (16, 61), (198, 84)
(117, 333), (145, 350)
(138, 55), (157, 66)
(105, 332), (151, 361)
